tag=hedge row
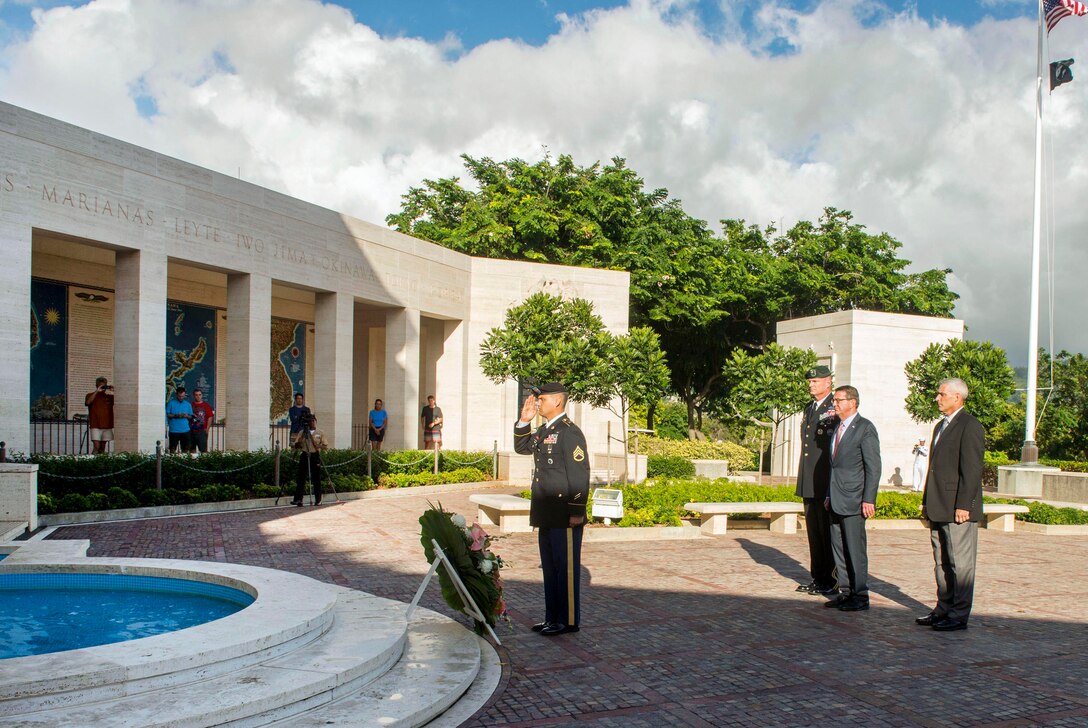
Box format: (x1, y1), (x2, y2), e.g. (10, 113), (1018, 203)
(25, 449), (494, 500)
(27, 449), (495, 514)
(631, 437), (756, 471)
(577, 480), (1088, 527)
(36, 477), (375, 515)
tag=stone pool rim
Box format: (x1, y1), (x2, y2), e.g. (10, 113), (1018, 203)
(1, 571), (256, 660)
(0, 547), (358, 706)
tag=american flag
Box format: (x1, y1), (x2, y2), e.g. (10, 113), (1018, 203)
(1045, 0), (1088, 33)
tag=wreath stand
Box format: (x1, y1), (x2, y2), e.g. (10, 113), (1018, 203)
(406, 538), (502, 645)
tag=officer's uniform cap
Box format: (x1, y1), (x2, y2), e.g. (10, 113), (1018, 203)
(805, 365), (833, 379)
(537, 382), (568, 394)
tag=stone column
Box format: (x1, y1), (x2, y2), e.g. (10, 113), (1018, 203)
(384, 307), (420, 450)
(0, 224), (31, 453)
(314, 291), (354, 449)
(435, 320), (465, 449)
(351, 306), (370, 445)
(226, 273), (271, 451)
(114, 249), (167, 453)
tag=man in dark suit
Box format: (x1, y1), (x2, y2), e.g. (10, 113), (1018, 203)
(514, 382), (590, 636)
(794, 365), (838, 596)
(823, 385), (881, 612)
(917, 377), (985, 632)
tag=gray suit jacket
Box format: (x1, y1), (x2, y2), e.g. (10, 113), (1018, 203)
(829, 415), (882, 516)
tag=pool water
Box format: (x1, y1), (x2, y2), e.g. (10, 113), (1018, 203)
(0, 573), (254, 659)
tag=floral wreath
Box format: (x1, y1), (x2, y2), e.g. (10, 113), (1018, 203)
(418, 502), (508, 635)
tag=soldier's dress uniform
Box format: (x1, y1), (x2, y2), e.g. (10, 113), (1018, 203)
(796, 380), (837, 594)
(514, 395), (590, 634)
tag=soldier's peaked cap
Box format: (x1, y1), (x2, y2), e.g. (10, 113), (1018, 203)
(805, 365), (833, 379)
(538, 382), (568, 394)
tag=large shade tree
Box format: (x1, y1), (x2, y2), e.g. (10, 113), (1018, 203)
(390, 154), (958, 435)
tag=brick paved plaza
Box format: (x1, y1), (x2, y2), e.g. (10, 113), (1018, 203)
(49, 487), (1088, 727)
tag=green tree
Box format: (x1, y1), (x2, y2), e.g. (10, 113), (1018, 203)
(479, 295), (669, 472)
(903, 339), (1016, 430)
(719, 344), (819, 472)
(391, 155), (958, 436)
(478, 292), (609, 395)
(989, 350), (1088, 460)
(1043, 350), (1088, 459)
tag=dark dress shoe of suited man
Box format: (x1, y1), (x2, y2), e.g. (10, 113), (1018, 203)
(823, 593), (849, 608)
(838, 595), (870, 611)
(540, 623), (580, 636)
(932, 616), (968, 631)
(531, 621), (553, 633)
(915, 612), (944, 626)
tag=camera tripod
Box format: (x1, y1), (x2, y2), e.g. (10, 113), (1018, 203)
(278, 426), (340, 507)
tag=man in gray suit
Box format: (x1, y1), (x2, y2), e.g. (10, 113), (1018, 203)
(823, 385), (881, 612)
(917, 377), (985, 632)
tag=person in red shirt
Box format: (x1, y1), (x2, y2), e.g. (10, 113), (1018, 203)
(84, 376), (114, 454)
(190, 388), (215, 453)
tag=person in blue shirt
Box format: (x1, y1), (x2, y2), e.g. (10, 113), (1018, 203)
(165, 386), (194, 453)
(368, 399), (387, 451)
(289, 393), (310, 435)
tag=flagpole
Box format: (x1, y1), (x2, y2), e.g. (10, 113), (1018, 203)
(1022, 0), (1045, 464)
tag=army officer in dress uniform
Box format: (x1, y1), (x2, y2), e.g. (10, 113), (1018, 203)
(514, 382), (590, 636)
(795, 365), (839, 596)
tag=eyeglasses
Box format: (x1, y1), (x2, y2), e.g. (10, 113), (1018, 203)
(832, 397), (852, 403)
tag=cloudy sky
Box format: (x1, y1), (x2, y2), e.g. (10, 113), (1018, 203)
(0, 0), (1082, 365)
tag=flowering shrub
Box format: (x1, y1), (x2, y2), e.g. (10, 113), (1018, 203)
(418, 502), (508, 635)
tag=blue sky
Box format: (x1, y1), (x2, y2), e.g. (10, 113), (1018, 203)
(0, 0), (1037, 51)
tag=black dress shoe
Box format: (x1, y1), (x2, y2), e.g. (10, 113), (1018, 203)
(796, 581), (818, 593)
(531, 621), (553, 633)
(811, 584), (839, 596)
(915, 612), (943, 626)
(823, 594), (849, 608)
(540, 623), (580, 636)
(838, 596), (870, 612)
(932, 617), (968, 632)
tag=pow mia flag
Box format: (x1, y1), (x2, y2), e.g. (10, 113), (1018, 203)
(1051, 58), (1075, 90)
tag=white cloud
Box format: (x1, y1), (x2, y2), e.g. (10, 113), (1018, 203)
(0, 0), (1080, 362)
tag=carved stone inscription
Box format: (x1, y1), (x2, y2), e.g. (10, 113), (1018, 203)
(6, 170), (465, 301)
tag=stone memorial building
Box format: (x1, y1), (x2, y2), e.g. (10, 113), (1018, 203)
(0, 102), (630, 456)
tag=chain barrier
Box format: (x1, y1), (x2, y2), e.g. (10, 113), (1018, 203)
(321, 450), (369, 470)
(38, 459), (151, 480)
(166, 453), (275, 474)
(372, 451), (435, 468)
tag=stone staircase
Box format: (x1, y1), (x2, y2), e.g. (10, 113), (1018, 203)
(0, 550), (499, 727)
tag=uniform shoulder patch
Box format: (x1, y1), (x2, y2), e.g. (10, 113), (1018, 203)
(572, 445), (585, 462)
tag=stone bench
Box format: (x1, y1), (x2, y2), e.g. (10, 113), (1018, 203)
(684, 501), (804, 536)
(469, 494), (532, 533)
(981, 503), (1029, 531)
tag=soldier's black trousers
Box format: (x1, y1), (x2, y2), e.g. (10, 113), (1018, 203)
(803, 497), (835, 588)
(539, 524), (583, 627)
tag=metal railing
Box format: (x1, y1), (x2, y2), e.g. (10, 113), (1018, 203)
(31, 419), (92, 455)
(31, 421), (287, 455)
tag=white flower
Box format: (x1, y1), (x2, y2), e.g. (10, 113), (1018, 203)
(451, 513), (467, 528)
(478, 559), (493, 574)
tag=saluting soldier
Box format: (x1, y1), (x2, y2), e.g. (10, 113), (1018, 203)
(514, 382), (590, 636)
(795, 365), (839, 596)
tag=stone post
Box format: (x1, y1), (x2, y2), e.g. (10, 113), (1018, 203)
(114, 249), (167, 452)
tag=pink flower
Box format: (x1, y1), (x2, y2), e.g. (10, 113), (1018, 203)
(469, 524), (487, 551)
